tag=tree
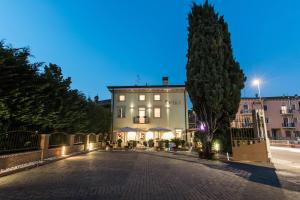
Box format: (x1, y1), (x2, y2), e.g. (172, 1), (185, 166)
(0, 41), (111, 135)
(186, 1), (246, 158)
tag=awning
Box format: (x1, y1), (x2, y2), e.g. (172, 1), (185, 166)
(116, 127), (145, 132)
(148, 127), (172, 132)
(116, 127), (137, 132)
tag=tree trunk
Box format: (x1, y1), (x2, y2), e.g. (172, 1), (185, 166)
(199, 133), (213, 159)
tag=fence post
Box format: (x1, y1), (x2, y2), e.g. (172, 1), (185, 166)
(84, 134), (90, 151)
(40, 134), (50, 160)
(96, 134), (100, 148)
(68, 134), (75, 153)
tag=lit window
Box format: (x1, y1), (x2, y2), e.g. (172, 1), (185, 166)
(154, 94), (161, 101)
(117, 106), (126, 118)
(139, 94), (146, 101)
(281, 105), (287, 114)
(154, 107), (161, 118)
(119, 95), (125, 101)
(175, 129), (182, 138)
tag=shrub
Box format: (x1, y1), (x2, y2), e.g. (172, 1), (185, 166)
(171, 138), (181, 148)
(117, 139), (122, 147)
(143, 141), (147, 147)
(148, 139), (154, 147)
(165, 140), (169, 148)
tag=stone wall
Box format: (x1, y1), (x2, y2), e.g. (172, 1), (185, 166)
(0, 134), (103, 171)
(232, 140), (269, 162)
(0, 150), (42, 169)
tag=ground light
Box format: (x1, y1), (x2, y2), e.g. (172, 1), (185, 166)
(88, 143), (94, 151)
(61, 146), (66, 156)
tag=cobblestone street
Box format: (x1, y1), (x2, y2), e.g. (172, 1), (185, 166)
(0, 151), (299, 200)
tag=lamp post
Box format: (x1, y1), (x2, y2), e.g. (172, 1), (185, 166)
(252, 79), (261, 100)
(252, 78), (272, 162)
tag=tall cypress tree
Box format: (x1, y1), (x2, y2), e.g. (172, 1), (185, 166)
(186, 1), (246, 158)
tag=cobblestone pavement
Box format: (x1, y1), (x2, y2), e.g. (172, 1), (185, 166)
(0, 151), (299, 200)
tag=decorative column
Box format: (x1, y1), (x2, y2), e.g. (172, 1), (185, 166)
(68, 134), (75, 153)
(40, 134), (50, 160)
(96, 134), (100, 148)
(84, 134), (90, 151)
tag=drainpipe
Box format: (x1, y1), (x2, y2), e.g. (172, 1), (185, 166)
(184, 89), (188, 145)
(111, 89), (114, 142)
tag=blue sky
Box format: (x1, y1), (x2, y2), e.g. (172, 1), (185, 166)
(1, 0), (300, 100)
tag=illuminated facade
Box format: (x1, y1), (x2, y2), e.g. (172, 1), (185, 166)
(108, 77), (189, 146)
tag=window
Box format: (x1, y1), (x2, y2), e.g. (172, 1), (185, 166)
(292, 104), (296, 110)
(154, 107), (161, 118)
(243, 104), (249, 110)
(119, 95), (125, 101)
(175, 129), (182, 138)
(281, 105), (287, 114)
(285, 131), (291, 138)
(154, 94), (161, 101)
(293, 117), (298, 124)
(295, 131), (300, 138)
(263, 105), (268, 111)
(117, 106), (126, 118)
(265, 118), (270, 123)
(139, 94), (146, 101)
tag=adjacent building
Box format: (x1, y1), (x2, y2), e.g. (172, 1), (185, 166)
(237, 96), (300, 140)
(108, 77), (189, 146)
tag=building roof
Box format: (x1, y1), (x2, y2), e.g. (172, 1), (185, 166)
(98, 99), (111, 106)
(107, 85), (185, 91)
(242, 95), (299, 100)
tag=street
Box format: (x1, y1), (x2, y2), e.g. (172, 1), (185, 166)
(271, 146), (300, 175)
(0, 151), (299, 200)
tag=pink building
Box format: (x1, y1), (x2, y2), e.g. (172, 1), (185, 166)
(237, 96), (300, 141)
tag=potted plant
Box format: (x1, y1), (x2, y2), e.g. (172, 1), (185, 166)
(171, 138), (181, 149)
(117, 139), (122, 148)
(148, 139), (154, 147)
(143, 141), (147, 147)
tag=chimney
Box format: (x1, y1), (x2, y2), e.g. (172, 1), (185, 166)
(162, 76), (168, 86)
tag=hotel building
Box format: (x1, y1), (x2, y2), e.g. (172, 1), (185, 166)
(237, 96), (300, 141)
(108, 77), (189, 146)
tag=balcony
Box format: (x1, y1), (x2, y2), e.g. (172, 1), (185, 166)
(240, 110), (252, 115)
(282, 122), (295, 128)
(133, 116), (150, 124)
(280, 109), (293, 115)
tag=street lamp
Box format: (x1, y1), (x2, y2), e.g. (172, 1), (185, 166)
(252, 79), (261, 99)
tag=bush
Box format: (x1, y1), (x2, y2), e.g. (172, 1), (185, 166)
(117, 139), (122, 147)
(164, 140), (169, 148)
(148, 139), (154, 147)
(181, 140), (185, 147)
(171, 138), (181, 148)
(143, 141), (147, 147)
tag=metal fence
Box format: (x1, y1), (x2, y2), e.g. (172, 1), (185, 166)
(0, 130), (40, 155)
(49, 132), (68, 148)
(230, 114), (266, 147)
(74, 134), (85, 145)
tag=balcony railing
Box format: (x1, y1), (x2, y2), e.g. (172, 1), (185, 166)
(240, 109), (251, 114)
(280, 109), (293, 115)
(133, 116), (150, 124)
(282, 122), (295, 128)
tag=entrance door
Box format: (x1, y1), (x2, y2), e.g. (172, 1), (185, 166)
(139, 107), (146, 124)
(271, 129), (277, 139)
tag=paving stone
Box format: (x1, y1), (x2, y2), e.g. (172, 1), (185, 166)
(0, 151), (299, 200)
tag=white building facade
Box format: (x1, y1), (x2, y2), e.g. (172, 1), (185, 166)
(108, 77), (189, 146)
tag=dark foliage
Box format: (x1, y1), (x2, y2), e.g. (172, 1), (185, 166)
(186, 1), (246, 158)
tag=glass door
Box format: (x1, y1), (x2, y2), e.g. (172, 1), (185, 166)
(139, 107), (146, 124)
